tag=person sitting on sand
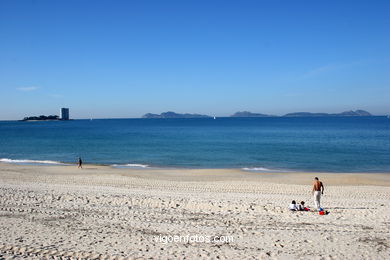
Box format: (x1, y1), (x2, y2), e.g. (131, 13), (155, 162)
(298, 201), (309, 211)
(289, 200), (298, 211)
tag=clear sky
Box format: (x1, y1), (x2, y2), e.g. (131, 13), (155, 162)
(0, 0), (389, 119)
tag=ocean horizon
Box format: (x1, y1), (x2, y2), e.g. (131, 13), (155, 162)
(0, 116), (389, 173)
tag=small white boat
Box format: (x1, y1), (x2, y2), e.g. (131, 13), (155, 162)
(213, 116), (216, 120)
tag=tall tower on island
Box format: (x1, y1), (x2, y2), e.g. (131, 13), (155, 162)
(61, 108), (69, 120)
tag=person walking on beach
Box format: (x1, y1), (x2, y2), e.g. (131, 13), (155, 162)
(312, 177), (324, 210)
(78, 157), (83, 169)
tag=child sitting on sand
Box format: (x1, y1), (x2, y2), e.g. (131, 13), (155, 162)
(289, 200), (298, 211)
(298, 201), (310, 211)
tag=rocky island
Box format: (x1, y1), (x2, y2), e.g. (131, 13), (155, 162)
(142, 111), (211, 119)
(230, 111), (274, 117)
(22, 115), (60, 121)
(283, 110), (372, 117)
(143, 110), (373, 119)
(21, 108), (70, 121)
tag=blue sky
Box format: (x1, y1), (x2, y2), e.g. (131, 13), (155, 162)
(0, 0), (389, 119)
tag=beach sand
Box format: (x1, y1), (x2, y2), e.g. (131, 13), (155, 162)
(0, 164), (389, 259)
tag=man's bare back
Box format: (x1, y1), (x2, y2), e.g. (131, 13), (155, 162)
(312, 178), (324, 194)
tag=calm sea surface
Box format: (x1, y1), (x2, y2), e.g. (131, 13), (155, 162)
(0, 117), (389, 172)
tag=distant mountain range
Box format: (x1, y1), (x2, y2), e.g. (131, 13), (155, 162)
(230, 111), (275, 117)
(142, 110), (372, 118)
(283, 110), (372, 117)
(233, 110), (372, 117)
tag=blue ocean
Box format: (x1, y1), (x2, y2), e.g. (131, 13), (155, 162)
(0, 117), (389, 172)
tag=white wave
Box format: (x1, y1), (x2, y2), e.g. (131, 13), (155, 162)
(242, 167), (291, 172)
(242, 167), (272, 171)
(111, 163), (150, 169)
(0, 158), (68, 165)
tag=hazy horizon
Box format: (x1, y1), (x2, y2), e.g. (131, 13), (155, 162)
(2, 108), (387, 121)
(1, 0), (389, 120)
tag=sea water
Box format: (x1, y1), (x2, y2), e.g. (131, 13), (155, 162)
(0, 117), (389, 172)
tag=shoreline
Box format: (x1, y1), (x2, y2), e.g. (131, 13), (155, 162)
(1, 162), (389, 186)
(1, 159), (390, 175)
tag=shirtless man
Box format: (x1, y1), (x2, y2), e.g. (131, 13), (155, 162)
(312, 177), (324, 210)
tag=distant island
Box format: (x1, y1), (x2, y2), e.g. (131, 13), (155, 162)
(142, 110), (373, 119)
(230, 111), (274, 117)
(22, 108), (70, 121)
(22, 115), (60, 121)
(142, 111), (211, 119)
(283, 110), (372, 117)
(230, 110), (372, 117)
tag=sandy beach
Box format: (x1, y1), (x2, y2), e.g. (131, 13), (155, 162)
(0, 163), (389, 259)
